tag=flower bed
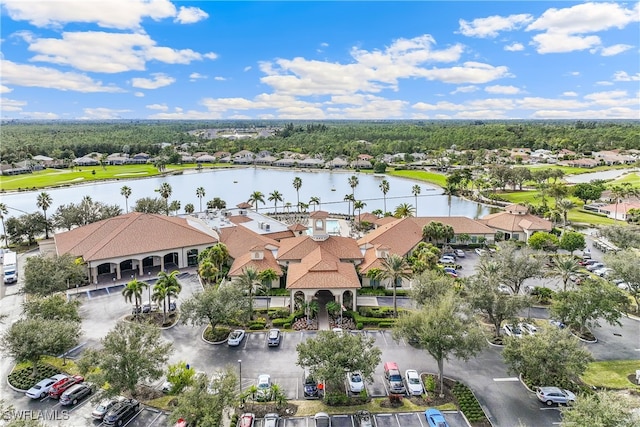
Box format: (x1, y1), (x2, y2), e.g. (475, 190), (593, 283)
(9, 363), (61, 391)
(452, 382), (490, 425)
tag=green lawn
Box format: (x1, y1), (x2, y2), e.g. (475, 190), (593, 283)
(609, 172), (640, 188)
(581, 360), (640, 390)
(524, 164), (632, 176)
(388, 169), (447, 187)
(0, 163), (231, 191)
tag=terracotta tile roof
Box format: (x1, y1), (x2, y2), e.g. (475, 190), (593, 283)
(218, 226), (280, 259)
(54, 212), (217, 262)
(277, 235), (363, 262)
(479, 212), (552, 233)
(356, 212), (381, 224)
(286, 247), (361, 289)
(505, 204), (529, 213)
(357, 217), (418, 257)
(359, 247), (386, 273)
(597, 202), (640, 214)
(409, 217), (496, 235)
(229, 215), (251, 224)
(228, 250), (283, 277)
(310, 210), (329, 219)
(236, 202), (252, 209)
(288, 223), (308, 231)
(376, 216), (399, 226)
(265, 230), (297, 241)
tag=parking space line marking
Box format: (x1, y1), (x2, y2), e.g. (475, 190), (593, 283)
(379, 330), (388, 346)
(492, 377), (520, 382)
(416, 411), (425, 427)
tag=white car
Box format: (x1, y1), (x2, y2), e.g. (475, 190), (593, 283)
(497, 284), (513, 295)
(228, 329), (246, 346)
(347, 372), (365, 393)
(519, 322), (537, 335)
(404, 369), (423, 396)
(454, 249), (465, 258)
(256, 374), (272, 401)
(594, 267), (613, 278)
(25, 374), (67, 399)
(438, 256), (455, 264)
(586, 262), (604, 272)
(503, 324), (524, 338)
(475, 248), (487, 256)
(264, 413), (280, 427)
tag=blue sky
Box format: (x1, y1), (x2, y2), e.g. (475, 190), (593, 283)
(1, 1), (638, 120)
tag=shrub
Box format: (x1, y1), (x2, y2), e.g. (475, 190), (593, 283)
(531, 286), (555, 304)
(283, 323), (291, 329)
(356, 322), (364, 330)
(249, 323), (265, 330)
(204, 326), (231, 342)
(9, 363), (61, 391)
(423, 375), (436, 393)
(268, 308), (290, 319)
(452, 382), (488, 423)
(378, 322), (395, 328)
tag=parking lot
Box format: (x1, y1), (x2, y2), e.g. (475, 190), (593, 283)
(251, 411), (468, 427)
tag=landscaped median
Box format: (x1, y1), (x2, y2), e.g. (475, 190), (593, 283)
(7, 356), (81, 392)
(581, 360), (640, 391)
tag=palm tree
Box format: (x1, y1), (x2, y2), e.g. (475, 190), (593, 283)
(309, 196), (320, 211)
(184, 203), (195, 214)
(378, 254), (411, 317)
(120, 186), (132, 213)
(354, 200), (366, 221)
(198, 260), (218, 286)
(549, 255), (581, 291)
(168, 200), (181, 216)
(268, 190), (283, 213)
(157, 270), (181, 307)
(343, 194), (355, 218)
(152, 282), (169, 324)
(155, 183), (172, 215)
(36, 192), (53, 239)
(258, 268), (278, 291)
(422, 221), (454, 247)
(0, 203), (8, 248)
(292, 177), (302, 212)
(122, 279), (147, 321)
(379, 179), (390, 214)
(237, 267), (261, 320)
(348, 175), (359, 201)
(284, 202), (292, 213)
(412, 185), (421, 216)
(394, 203), (415, 218)
(199, 243), (230, 284)
(556, 199), (575, 229)
(196, 187), (206, 212)
(248, 191), (265, 212)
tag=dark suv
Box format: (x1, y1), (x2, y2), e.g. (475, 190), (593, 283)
(59, 383), (94, 406)
(103, 399), (140, 426)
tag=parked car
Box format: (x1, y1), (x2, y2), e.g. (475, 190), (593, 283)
(48, 375), (84, 399)
(383, 361), (406, 395)
(347, 372), (364, 393)
(518, 322), (538, 335)
(549, 319), (566, 329)
(454, 249), (465, 258)
(503, 324), (524, 338)
(264, 413), (280, 427)
(314, 412), (331, 427)
(92, 397), (125, 420)
(595, 267), (613, 277)
(581, 248), (591, 260)
(331, 327), (344, 335)
(438, 256), (456, 264)
(228, 329), (246, 346)
(425, 408), (450, 427)
(355, 410), (372, 427)
(267, 328), (281, 347)
(442, 252), (458, 259)
(256, 374), (272, 401)
(25, 374), (67, 399)
(586, 262), (605, 272)
(238, 413), (255, 427)
(613, 279), (629, 290)
(536, 386), (576, 406)
(103, 398), (140, 426)
(475, 248), (487, 256)
(303, 369), (319, 399)
(405, 369), (424, 396)
(443, 267), (458, 278)
(169, 301), (177, 312)
(60, 383), (95, 406)
(579, 259), (599, 267)
(132, 301), (159, 314)
(497, 284), (513, 295)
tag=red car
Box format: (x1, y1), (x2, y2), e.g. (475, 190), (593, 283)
(48, 375), (84, 399)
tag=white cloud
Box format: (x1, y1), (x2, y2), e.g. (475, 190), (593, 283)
(450, 86), (478, 94)
(175, 6), (208, 24)
(613, 71), (640, 82)
(131, 73), (175, 89)
(484, 85), (521, 95)
(80, 107), (132, 119)
(244, 66), (252, 72)
(203, 52), (218, 60)
(417, 62), (511, 84)
(532, 107), (638, 119)
(2, 0), (177, 30)
(504, 43), (524, 52)
(526, 2), (640, 54)
(146, 103), (169, 111)
(1, 85), (13, 93)
(596, 81), (614, 86)
(320, 42), (329, 48)
(27, 31), (215, 73)
(1, 60), (123, 92)
(568, 71), (580, 76)
(459, 14), (533, 38)
(21, 111), (60, 119)
(599, 44), (633, 56)
(1, 98), (27, 112)
(562, 91), (578, 97)
(582, 90), (636, 106)
(517, 97), (586, 110)
(134, 92), (145, 97)
(189, 73), (207, 81)
(214, 76), (226, 81)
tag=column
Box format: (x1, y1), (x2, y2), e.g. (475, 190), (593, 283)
(115, 263), (121, 280)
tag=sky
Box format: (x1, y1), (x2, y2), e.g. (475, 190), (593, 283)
(1, 1), (639, 121)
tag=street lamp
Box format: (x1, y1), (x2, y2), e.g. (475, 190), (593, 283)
(238, 359), (242, 395)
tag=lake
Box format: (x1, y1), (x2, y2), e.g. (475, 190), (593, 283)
(0, 167), (492, 219)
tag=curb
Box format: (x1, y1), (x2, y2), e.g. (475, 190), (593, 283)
(485, 338), (504, 348)
(6, 364), (30, 393)
(121, 313), (180, 330)
(570, 328), (598, 343)
(519, 373), (537, 393)
(201, 326), (228, 345)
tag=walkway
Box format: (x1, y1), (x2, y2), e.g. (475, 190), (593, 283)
(317, 303), (330, 330)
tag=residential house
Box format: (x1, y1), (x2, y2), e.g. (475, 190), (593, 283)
(479, 204), (552, 241)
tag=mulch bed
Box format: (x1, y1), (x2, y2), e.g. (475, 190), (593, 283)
(125, 311), (179, 328)
(238, 402), (298, 418)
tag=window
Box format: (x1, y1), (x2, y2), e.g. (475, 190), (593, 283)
(187, 249), (198, 266)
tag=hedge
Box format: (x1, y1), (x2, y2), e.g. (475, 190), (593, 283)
(344, 311), (398, 327)
(452, 382), (488, 423)
(357, 288), (409, 297)
(271, 311), (305, 328)
(9, 363), (62, 391)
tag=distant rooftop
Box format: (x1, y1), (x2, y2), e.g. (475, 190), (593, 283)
(184, 208), (291, 235)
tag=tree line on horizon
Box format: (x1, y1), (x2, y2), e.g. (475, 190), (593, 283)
(1, 120), (638, 165)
